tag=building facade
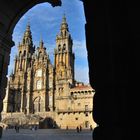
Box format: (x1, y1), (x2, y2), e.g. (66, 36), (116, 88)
(2, 16), (96, 129)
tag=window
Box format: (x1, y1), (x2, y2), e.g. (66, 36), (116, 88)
(18, 51), (22, 58)
(58, 45), (61, 51)
(85, 121), (89, 128)
(59, 71), (62, 77)
(75, 118), (78, 120)
(63, 44), (66, 51)
(59, 87), (63, 92)
(36, 69), (42, 77)
(85, 105), (88, 111)
(49, 96), (52, 106)
(36, 80), (42, 89)
(49, 80), (53, 88)
(23, 50), (26, 57)
(78, 103), (81, 106)
(38, 52), (42, 57)
(85, 112), (88, 117)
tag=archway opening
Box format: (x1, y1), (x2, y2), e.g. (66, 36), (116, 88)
(1, 0), (97, 131)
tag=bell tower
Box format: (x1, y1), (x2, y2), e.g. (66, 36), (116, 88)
(54, 15), (75, 97)
(15, 22), (35, 74)
(54, 15), (75, 86)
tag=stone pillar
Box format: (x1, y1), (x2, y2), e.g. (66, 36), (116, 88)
(26, 92), (30, 114)
(0, 33), (14, 119)
(2, 81), (10, 112)
(82, 1), (133, 140)
(20, 89), (24, 112)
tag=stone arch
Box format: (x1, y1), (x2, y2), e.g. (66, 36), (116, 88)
(23, 50), (26, 57)
(33, 96), (41, 113)
(0, 0), (136, 140)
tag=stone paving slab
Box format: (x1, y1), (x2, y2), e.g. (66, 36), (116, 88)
(1, 129), (93, 140)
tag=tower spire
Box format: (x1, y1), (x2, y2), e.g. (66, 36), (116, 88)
(39, 35), (44, 48)
(22, 21), (33, 46)
(62, 13), (66, 24)
(60, 14), (69, 32)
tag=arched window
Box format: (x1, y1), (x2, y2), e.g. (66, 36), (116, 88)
(33, 96), (41, 112)
(26, 38), (31, 44)
(58, 45), (61, 51)
(36, 80), (42, 90)
(39, 52), (42, 58)
(59, 71), (62, 77)
(19, 51), (22, 57)
(63, 44), (66, 51)
(64, 31), (66, 36)
(23, 50), (26, 57)
(85, 121), (89, 128)
(36, 69), (42, 77)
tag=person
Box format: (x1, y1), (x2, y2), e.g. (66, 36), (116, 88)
(15, 125), (17, 132)
(32, 126), (35, 131)
(76, 126), (80, 133)
(80, 126), (82, 132)
(90, 125), (92, 131)
(29, 126), (32, 130)
(35, 126), (37, 130)
(17, 125), (19, 133)
(66, 126), (68, 130)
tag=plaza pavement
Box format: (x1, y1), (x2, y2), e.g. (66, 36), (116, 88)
(1, 129), (93, 140)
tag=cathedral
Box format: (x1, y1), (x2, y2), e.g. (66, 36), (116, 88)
(1, 15), (96, 129)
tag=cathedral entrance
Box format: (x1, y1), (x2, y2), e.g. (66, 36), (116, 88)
(39, 117), (57, 129)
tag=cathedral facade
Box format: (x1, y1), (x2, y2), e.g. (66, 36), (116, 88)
(2, 16), (96, 129)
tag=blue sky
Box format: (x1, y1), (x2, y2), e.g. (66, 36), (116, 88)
(9, 0), (89, 84)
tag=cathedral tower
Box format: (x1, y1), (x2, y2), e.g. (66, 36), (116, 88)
(13, 23), (35, 113)
(14, 22), (35, 74)
(54, 15), (75, 88)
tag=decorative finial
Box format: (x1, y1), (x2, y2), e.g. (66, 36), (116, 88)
(26, 17), (31, 31)
(39, 34), (44, 48)
(62, 13), (66, 23)
(40, 34), (43, 42)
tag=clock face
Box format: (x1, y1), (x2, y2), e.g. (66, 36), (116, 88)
(36, 69), (42, 77)
(36, 80), (42, 90)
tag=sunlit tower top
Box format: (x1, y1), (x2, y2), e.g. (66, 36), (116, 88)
(22, 22), (33, 47)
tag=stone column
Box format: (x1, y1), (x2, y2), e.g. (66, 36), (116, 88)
(82, 1), (132, 140)
(0, 33), (14, 119)
(2, 81), (10, 112)
(26, 92), (30, 114)
(20, 92), (24, 112)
